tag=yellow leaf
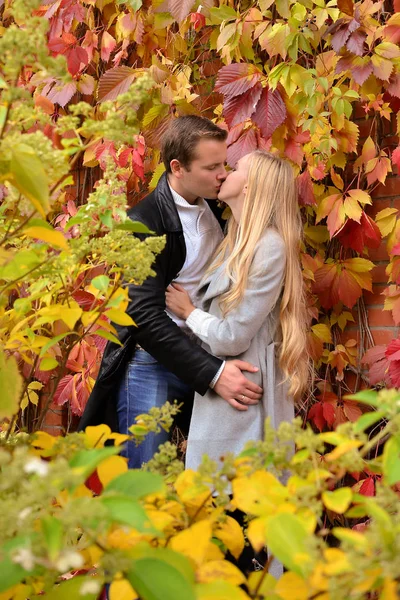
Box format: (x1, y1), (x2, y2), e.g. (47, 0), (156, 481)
(311, 323), (332, 344)
(108, 432), (130, 446)
(174, 469), (211, 507)
(380, 577), (398, 600)
(325, 440), (362, 461)
(232, 471), (288, 516)
(84, 424), (112, 448)
(24, 226), (69, 250)
(322, 548), (352, 575)
(247, 517), (268, 552)
(347, 189), (372, 205)
(296, 508), (317, 535)
(170, 520), (212, 567)
(31, 431), (56, 454)
(146, 509), (175, 533)
(247, 571), (277, 595)
(60, 307), (83, 330)
(375, 207), (398, 237)
(275, 572), (309, 600)
(97, 455), (128, 487)
(0, 350), (23, 420)
(204, 542), (225, 562)
(106, 308), (136, 327)
(110, 578), (138, 600)
(214, 516), (245, 560)
(352, 567), (382, 593)
(332, 527), (368, 549)
(322, 488), (352, 513)
(108, 527), (143, 550)
(197, 560), (246, 586)
(195, 580), (251, 599)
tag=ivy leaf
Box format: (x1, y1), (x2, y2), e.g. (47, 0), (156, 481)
(297, 170), (316, 206)
(168, 0), (196, 22)
(335, 212), (381, 253)
(120, 0), (143, 9)
(98, 66), (137, 102)
(371, 54), (393, 81)
(252, 86), (286, 139)
(330, 17), (360, 54)
(215, 63), (261, 98)
(338, 0), (354, 16)
(0, 351), (23, 420)
(346, 30), (366, 56)
(100, 31), (116, 63)
(223, 83), (262, 126)
(9, 144), (50, 217)
(226, 127), (257, 167)
(392, 146), (400, 172)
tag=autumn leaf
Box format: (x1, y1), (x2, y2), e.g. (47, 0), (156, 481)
(168, 0), (196, 22)
(252, 86), (287, 139)
(297, 170), (316, 206)
(97, 66), (138, 102)
(329, 17), (360, 54)
(226, 127), (258, 167)
(101, 31), (117, 63)
(313, 258), (373, 309)
(362, 345), (389, 385)
(338, 0), (354, 16)
(335, 212), (381, 254)
(215, 63), (261, 98)
(223, 83), (262, 127)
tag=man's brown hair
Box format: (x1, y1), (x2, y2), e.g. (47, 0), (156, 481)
(161, 115), (227, 173)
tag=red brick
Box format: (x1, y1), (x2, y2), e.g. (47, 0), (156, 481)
(357, 118), (376, 140)
(371, 176), (400, 198)
(372, 263), (389, 284)
(370, 329), (397, 345)
(367, 242), (388, 262)
(367, 307), (395, 327)
(363, 286), (386, 305)
(367, 198), (391, 219)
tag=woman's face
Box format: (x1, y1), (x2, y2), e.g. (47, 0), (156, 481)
(217, 154), (251, 205)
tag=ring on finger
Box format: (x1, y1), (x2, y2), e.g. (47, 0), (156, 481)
(241, 394), (246, 402)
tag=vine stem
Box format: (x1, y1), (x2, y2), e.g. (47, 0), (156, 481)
(252, 553), (274, 598)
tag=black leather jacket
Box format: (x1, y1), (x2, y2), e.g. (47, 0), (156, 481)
(78, 173), (223, 430)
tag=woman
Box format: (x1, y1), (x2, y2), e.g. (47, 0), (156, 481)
(166, 150), (309, 470)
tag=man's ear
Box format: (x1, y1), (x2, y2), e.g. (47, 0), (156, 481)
(170, 159), (183, 178)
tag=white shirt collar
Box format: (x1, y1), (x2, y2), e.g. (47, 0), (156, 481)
(168, 182), (203, 208)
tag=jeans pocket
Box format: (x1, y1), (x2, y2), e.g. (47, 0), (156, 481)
(131, 348), (158, 365)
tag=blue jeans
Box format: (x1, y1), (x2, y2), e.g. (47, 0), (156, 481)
(116, 348), (193, 469)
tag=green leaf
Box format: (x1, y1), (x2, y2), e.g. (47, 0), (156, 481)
(0, 350), (23, 419)
(129, 544), (195, 585)
(118, 0), (142, 10)
(39, 357), (59, 371)
(265, 513), (310, 576)
(41, 516), (63, 561)
(34, 576), (101, 600)
(345, 390), (379, 407)
(0, 105), (7, 131)
(91, 275), (110, 292)
(382, 436), (400, 485)
(94, 329), (122, 345)
(10, 144), (49, 217)
(127, 557), (196, 600)
(0, 536), (39, 593)
(105, 470), (165, 499)
(195, 581), (250, 599)
(209, 5), (237, 23)
(100, 496), (157, 533)
(116, 220), (153, 234)
(353, 410), (385, 433)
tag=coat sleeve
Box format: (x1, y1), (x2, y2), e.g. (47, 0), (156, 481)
(185, 231), (286, 357)
(120, 228), (223, 396)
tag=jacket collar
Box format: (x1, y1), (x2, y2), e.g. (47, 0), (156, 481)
(155, 172), (183, 233)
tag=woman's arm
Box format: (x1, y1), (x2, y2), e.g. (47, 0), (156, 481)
(185, 232), (286, 356)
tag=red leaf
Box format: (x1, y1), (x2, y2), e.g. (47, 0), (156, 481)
(190, 11), (206, 29)
(95, 141), (118, 169)
(252, 86), (286, 139)
(101, 31), (117, 63)
(385, 338), (400, 361)
(72, 291), (97, 310)
(359, 477), (375, 497)
(82, 30), (98, 63)
(389, 359), (400, 386)
(215, 63), (261, 98)
(54, 374), (74, 406)
(313, 263), (340, 309)
(85, 470), (103, 495)
(343, 400), (362, 422)
(226, 123), (245, 146)
(168, 0), (196, 22)
(308, 402), (325, 432)
(226, 127), (257, 167)
(46, 81), (77, 107)
(330, 18), (360, 53)
(369, 359), (390, 385)
(297, 170), (316, 206)
(322, 402), (336, 427)
(392, 146), (400, 172)
(395, 0), (400, 10)
(335, 212), (381, 254)
(362, 345), (387, 364)
(223, 83), (262, 126)
(337, 268), (363, 308)
(346, 30), (366, 56)
(97, 66), (137, 102)
(66, 46), (88, 76)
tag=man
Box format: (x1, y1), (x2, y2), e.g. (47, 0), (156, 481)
(79, 116), (262, 467)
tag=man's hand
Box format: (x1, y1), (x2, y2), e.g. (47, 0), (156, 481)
(214, 360), (263, 411)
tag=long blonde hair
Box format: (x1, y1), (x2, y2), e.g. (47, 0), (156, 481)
(207, 151), (309, 399)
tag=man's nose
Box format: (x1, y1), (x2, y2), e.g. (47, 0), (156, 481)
(217, 168), (227, 180)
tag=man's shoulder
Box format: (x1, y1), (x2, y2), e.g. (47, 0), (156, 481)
(127, 190), (159, 224)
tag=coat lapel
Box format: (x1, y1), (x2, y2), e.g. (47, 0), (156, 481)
(198, 262), (231, 308)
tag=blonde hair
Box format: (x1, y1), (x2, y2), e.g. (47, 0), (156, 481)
(207, 151), (309, 399)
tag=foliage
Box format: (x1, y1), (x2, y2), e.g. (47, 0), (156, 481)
(0, 390), (399, 599)
(0, 0), (165, 430)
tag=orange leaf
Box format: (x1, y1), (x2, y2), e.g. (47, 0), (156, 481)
(98, 66), (137, 102)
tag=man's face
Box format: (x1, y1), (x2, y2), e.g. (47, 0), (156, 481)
(171, 139), (227, 202)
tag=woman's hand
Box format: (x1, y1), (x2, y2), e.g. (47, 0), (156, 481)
(166, 283), (195, 320)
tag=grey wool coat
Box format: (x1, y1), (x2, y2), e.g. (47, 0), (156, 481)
(185, 228), (294, 471)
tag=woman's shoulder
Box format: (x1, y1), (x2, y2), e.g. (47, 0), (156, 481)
(256, 228), (285, 259)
